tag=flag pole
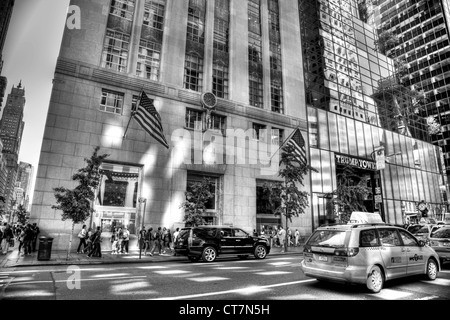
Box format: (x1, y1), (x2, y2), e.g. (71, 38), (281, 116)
(123, 89), (144, 139)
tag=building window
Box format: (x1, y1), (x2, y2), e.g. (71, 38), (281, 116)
(271, 127), (284, 146)
(271, 82), (284, 113)
(213, 19), (229, 52)
(187, 2), (205, 44)
(136, 39), (161, 80)
(184, 54), (204, 92)
(249, 73), (263, 108)
(185, 109), (226, 133)
(109, 0), (135, 21)
(100, 89), (124, 115)
(213, 63), (229, 99)
(143, 0), (165, 30)
(210, 114), (226, 133)
(185, 108), (203, 130)
(131, 95), (140, 112)
(186, 173), (217, 211)
(101, 30), (130, 73)
(252, 123), (267, 140)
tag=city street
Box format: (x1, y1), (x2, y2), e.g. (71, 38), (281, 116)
(1, 255), (449, 301)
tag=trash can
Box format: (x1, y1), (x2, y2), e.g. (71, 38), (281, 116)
(37, 237), (53, 261)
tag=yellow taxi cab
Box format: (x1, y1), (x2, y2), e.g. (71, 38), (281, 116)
(300, 212), (440, 293)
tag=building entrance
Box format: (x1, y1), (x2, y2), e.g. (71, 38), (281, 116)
(334, 154), (384, 222)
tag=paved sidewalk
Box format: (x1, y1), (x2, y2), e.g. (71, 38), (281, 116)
(0, 244), (303, 268)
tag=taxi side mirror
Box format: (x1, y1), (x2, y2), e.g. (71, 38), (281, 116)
(418, 240), (426, 247)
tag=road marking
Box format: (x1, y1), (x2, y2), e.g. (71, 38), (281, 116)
(268, 262), (292, 266)
(153, 270), (191, 275)
(255, 271), (292, 275)
(152, 279), (316, 300)
(214, 267), (248, 270)
(90, 273), (130, 278)
(187, 276), (229, 282)
(8, 275), (147, 286)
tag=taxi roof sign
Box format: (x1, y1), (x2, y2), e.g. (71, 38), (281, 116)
(348, 212), (384, 224)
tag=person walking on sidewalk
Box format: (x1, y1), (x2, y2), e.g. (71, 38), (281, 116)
(23, 224), (34, 256)
(162, 227), (172, 254)
(172, 227), (180, 256)
(87, 226), (102, 258)
(278, 226), (286, 253)
(294, 229), (300, 247)
(110, 227), (118, 254)
(144, 227), (154, 256)
(31, 223), (40, 252)
(121, 227), (130, 254)
(77, 225), (88, 253)
(1, 224), (14, 255)
(150, 227), (162, 255)
(17, 226), (25, 255)
(85, 227), (94, 254)
(138, 226), (146, 251)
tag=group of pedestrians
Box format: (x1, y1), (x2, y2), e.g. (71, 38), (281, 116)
(76, 225), (103, 257)
(75, 225), (181, 258)
(262, 226), (301, 252)
(139, 226), (180, 256)
(0, 222), (40, 255)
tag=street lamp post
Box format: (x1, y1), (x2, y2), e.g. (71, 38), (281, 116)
(138, 197), (147, 259)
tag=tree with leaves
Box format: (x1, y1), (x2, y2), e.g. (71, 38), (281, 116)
(52, 146), (109, 259)
(263, 143), (318, 252)
(374, 30), (399, 56)
(15, 204), (28, 225)
(325, 165), (372, 224)
(180, 177), (214, 227)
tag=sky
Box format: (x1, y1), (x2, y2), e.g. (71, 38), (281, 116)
(1, 0), (71, 189)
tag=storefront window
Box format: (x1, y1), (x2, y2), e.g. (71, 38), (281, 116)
(94, 163), (142, 235)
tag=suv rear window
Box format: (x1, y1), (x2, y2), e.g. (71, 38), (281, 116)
(178, 229), (190, 240)
(307, 230), (347, 248)
(430, 227), (450, 239)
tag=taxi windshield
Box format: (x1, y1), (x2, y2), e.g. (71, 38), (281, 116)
(307, 230), (346, 248)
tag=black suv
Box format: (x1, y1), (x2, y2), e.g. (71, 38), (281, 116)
(175, 225), (271, 262)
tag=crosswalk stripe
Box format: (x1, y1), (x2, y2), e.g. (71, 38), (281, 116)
(187, 276), (229, 282)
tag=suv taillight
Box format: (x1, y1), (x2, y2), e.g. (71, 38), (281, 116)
(335, 248), (359, 257)
(303, 245), (312, 253)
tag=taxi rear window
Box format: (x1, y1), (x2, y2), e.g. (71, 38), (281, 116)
(306, 230), (347, 248)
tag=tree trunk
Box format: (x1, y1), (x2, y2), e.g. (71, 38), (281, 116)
(67, 222), (74, 260)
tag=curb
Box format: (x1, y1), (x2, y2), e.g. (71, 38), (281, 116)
(2, 251), (304, 268)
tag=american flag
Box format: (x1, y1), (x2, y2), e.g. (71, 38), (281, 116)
(285, 128), (307, 165)
(134, 91), (169, 149)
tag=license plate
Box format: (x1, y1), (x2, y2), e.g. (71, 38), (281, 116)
(318, 255), (328, 262)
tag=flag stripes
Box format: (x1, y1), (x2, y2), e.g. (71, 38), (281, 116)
(134, 91), (169, 149)
(286, 128), (307, 165)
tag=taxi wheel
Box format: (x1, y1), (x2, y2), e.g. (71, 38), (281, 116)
(366, 266), (384, 293)
(202, 246), (217, 262)
(425, 259), (438, 280)
(254, 245), (267, 259)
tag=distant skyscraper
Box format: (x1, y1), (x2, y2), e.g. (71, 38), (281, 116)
(15, 161), (33, 211)
(369, 0), (450, 182)
(0, 80), (25, 210)
(0, 0), (15, 108)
